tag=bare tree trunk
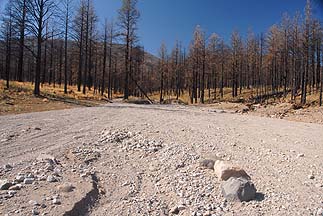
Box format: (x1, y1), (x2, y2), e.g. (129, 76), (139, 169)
(34, 23), (43, 96)
(64, 0), (70, 94)
(49, 30), (54, 85)
(101, 20), (108, 96)
(77, 7), (84, 92)
(108, 29), (113, 99)
(83, 0), (90, 94)
(5, 13), (13, 89)
(17, 0), (27, 82)
(200, 45), (206, 103)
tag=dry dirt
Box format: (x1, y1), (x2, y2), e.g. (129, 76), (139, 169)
(0, 103), (322, 216)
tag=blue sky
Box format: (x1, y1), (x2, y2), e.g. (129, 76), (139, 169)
(94, 0), (322, 55)
(0, 0), (322, 55)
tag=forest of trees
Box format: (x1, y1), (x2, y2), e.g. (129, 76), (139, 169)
(0, 0), (322, 105)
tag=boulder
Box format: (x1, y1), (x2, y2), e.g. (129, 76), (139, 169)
(221, 177), (256, 202)
(214, 160), (250, 181)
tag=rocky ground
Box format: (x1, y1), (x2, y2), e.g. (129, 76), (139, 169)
(0, 103), (322, 216)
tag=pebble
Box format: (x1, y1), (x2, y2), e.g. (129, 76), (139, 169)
(52, 198), (61, 205)
(297, 153), (305, 158)
(170, 206), (180, 214)
(9, 184), (22, 190)
(32, 209), (40, 215)
(8, 190), (17, 196)
(317, 208), (323, 216)
(29, 200), (39, 206)
(0, 179), (12, 190)
(15, 175), (25, 182)
(46, 175), (57, 183)
(24, 178), (35, 184)
(57, 183), (74, 193)
(3, 164), (13, 170)
(308, 174), (315, 180)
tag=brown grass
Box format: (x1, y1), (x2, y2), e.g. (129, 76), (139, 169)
(0, 80), (108, 115)
(1, 80), (322, 115)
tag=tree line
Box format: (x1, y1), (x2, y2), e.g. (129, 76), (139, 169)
(158, 0), (322, 105)
(0, 0), (149, 99)
(0, 0), (322, 106)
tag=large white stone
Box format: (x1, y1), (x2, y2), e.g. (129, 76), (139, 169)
(213, 160), (250, 181)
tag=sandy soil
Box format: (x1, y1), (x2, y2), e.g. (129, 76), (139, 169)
(0, 103), (322, 216)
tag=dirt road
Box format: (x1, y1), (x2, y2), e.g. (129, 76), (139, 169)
(0, 103), (322, 215)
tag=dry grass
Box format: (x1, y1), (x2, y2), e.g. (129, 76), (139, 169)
(1, 79), (322, 116)
(153, 87), (322, 106)
(0, 80), (108, 115)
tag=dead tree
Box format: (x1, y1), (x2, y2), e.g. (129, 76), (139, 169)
(26, 0), (55, 95)
(118, 0), (140, 99)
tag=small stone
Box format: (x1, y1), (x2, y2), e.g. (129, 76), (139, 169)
(308, 174), (315, 180)
(27, 173), (35, 178)
(297, 153), (305, 158)
(46, 175), (57, 183)
(3, 164), (13, 170)
(177, 205), (186, 211)
(316, 208), (323, 216)
(37, 154), (57, 165)
(8, 190), (17, 196)
(315, 183), (322, 188)
(32, 209), (40, 215)
(199, 159), (215, 170)
(24, 178), (35, 184)
(9, 184), (22, 190)
(57, 183), (74, 193)
(15, 175), (25, 182)
(53, 168), (61, 175)
(0, 180), (12, 190)
(29, 200), (39, 206)
(80, 173), (87, 178)
(221, 177), (257, 202)
(170, 206), (180, 214)
(52, 198), (61, 205)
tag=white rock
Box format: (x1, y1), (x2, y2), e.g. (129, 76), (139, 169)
(46, 175), (57, 183)
(8, 190), (17, 196)
(9, 184), (22, 190)
(32, 209), (40, 215)
(316, 208), (323, 216)
(213, 160), (250, 181)
(29, 200), (39, 206)
(24, 178), (35, 184)
(57, 183), (74, 193)
(52, 198), (61, 205)
(15, 175), (25, 182)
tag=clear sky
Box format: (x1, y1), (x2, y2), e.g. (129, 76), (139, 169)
(0, 0), (322, 55)
(94, 0), (323, 55)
